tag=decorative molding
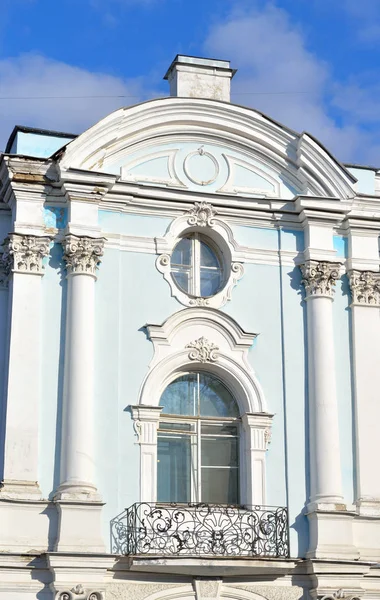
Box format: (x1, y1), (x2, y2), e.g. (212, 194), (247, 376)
(300, 260), (341, 298)
(232, 585), (304, 600)
(134, 308), (270, 505)
(187, 200), (217, 227)
(194, 578), (221, 600)
(1, 234), (51, 275)
(184, 148), (220, 187)
(348, 269), (380, 306)
(319, 591), (361, 600)
(156, 212), (244, 308)
(63, 234), (105, 277)
(186, 336), (219, 363)
(107, 583), (184, 600)
(56, 585), (103, 600)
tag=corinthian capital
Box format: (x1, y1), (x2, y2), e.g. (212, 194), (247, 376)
(348, 270), (380, 306)
(1, 234), (51, 275)
(63, 235), (104, 276)
(300, 260), (341, 298)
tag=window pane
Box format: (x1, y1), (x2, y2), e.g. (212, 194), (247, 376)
(199, 374), (239, 418)
(201, 436), (238, 467)
(200, 268), (222, 297)
(171, 237), (191, 266)
(200, 240), (220, 268)
(201, 423), (238, 436)
(172, 269), (190, 294)
(201, 467), (239, 504)
(160, 374), (197, 415)
(159, 421), (195, 432)
(157, 434), (191, 503)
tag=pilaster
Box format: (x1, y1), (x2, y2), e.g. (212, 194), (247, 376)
(348, 268), (380, 516)
(241, 413), (272, 506)
(130, 405), (163, 502)
(0, 233), (51, 499)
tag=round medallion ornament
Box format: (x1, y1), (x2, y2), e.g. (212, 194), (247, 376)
(183, 146), (219, 186)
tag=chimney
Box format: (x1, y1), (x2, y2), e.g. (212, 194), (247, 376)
(164, 55), (236, 102)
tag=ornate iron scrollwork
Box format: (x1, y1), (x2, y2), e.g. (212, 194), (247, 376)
(111, 502), (289, 558)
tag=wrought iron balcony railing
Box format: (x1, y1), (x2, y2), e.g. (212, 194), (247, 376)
(111, 502), (289, 558)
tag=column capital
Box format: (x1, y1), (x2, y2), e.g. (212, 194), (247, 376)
(1, 233), (51, 276)
(348, 269), (380, 306)
(63, 234), (105, 277)
(300, 260), (341, 298)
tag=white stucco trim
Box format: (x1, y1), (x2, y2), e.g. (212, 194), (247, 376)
(59, 97), (356, 199)
(131, 308), (272, 505)
(155, 204), (244, 308)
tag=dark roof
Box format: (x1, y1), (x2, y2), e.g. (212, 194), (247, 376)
(5, 125), (78, 154)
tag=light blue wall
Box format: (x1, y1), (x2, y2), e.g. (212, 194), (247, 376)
(347, 167), (376, 195)
(39, 243), (66, 498)
(10, 131), (74, 158)
(95, 247), (179, 542)
(334, 275), (354, 504)
(36, 210), (355, 559)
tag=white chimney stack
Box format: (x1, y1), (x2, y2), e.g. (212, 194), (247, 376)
(164, 55), (236, 102)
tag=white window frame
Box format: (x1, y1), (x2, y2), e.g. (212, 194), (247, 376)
(157, 372), (241, 504)
(171, 233), (223, 298)
(130, 308), (273, 507)
(156, 203), (244, 308)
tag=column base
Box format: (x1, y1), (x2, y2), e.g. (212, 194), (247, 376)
(54, 480), (101, 502)
(0, 479), (42, 500)
(55, 500), (105, 553)
(306, 507), (359, 560)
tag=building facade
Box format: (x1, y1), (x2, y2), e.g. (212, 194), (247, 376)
(0, 55), (380, 600)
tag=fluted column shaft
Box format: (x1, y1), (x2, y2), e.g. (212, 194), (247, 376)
(55, 235), (104, 499)
(301, 261), (344, 507)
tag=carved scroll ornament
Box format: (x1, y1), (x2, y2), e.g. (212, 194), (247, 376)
(348, 269), (380, 305)
(1, 233), (51, 275)
(300, 260), (341, 298)
(187, 201), (217, 227)
(186, 337), (219, 363)
(63, 234), (105, 276)
(55, 585), (103, 600)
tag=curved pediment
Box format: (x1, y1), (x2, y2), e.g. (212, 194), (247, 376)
(60, 97), (356, 200)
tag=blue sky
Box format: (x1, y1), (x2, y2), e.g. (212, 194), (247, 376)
(1, 0), (380, 164)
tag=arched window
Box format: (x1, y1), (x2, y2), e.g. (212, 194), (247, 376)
(157, 372), (240, 505)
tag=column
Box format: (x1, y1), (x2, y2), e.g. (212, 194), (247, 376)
(348, 270), (380, 516)
(55, 235), (104, 498)
(54, 234), (105, 553)
(300, 260), (344, 508)
(0, 234), (51, 499)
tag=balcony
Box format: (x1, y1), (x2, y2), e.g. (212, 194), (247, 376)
(111, 503), (289, 559)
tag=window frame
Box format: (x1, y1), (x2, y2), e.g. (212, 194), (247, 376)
(171, 233), (224, 298)
(155, 206), (244, 308)
(157, 371), (241, 504)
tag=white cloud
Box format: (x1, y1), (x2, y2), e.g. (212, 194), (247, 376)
(0, 53), (154, 151)
(203, 4), (380, 164)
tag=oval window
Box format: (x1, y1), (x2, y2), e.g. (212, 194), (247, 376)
(171, 234), (223, 297)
